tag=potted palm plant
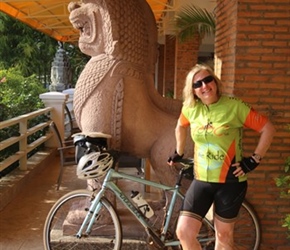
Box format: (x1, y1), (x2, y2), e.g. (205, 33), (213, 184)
(174, 4), (216, 42)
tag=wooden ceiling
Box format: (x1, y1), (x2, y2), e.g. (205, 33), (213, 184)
(0, 0), (174, 44)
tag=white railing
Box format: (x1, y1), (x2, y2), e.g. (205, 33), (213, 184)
(0, 107), (53, 172)
(0, 90), (75, 175)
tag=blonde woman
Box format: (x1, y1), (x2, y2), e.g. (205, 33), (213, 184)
(168, 64), (275, 250)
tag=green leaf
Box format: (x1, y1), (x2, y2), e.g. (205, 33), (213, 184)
(174, 4), (216, 43)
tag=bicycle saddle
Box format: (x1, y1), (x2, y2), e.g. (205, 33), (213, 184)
(72, 132), (112, 138)
(72, 132), (112, 163)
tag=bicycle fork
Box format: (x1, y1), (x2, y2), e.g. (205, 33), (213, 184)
(76, 189), (106, 238)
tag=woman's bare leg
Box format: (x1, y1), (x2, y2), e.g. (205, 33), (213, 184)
(214, 217), (235, 250)
(176, 215), (202, 250)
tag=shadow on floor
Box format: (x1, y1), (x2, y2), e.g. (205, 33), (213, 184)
(0, 154), (162, 250)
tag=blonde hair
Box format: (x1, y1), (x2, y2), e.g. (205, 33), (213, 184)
(182, 64), (222, 107)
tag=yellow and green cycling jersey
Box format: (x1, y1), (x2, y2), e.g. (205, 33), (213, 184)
(179, 96), (268, 183)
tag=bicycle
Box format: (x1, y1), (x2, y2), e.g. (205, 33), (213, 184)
(43, 135), (261, 250)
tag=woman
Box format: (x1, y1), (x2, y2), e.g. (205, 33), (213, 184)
(168, 64), (275, 250)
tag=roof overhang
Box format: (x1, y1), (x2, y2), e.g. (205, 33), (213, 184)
(0, 0), (175, 44)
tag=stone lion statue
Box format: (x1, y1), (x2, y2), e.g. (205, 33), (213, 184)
(68, 0), (193, 189)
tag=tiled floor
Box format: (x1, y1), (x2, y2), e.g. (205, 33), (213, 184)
(0, 155), (161, 250)
(0, 156), (84, 250)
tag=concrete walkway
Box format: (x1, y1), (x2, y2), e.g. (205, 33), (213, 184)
(0, 154), (161, 250)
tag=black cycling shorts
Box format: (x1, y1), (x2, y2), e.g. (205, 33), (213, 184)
(180, 180), (247, 222)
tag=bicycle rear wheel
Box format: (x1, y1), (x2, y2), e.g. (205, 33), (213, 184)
(234, 200), (261, 250)
(43, 189), (122, 250)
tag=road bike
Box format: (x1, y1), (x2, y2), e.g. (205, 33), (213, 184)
(43, 135), (261, 250)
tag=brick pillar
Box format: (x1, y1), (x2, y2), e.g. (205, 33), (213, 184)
(163, 35), (176, 97)
(214, 0), (237, 94)
(174, 35), (200, 100)
(215, 0), (290, 248)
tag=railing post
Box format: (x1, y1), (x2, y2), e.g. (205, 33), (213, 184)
(62, 88), (76, 127)
(62, 88), (74, 110)
(19, 119), (28, 170)
(39, 92), (68, 147)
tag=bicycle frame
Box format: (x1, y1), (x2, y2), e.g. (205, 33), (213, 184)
(76, 167), (186, 247)
(44, 145), (260, 250)
(44, 134), (260, 250)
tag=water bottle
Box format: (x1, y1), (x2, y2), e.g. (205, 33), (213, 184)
(131, 190), (154, 218)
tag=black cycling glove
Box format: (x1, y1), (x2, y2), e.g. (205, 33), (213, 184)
(167, 150), (184, 163)
(240, 157), (259, 173)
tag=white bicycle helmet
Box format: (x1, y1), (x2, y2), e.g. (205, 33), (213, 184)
(76, 151), (114, 179)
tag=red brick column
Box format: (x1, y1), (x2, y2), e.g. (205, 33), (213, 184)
(215, 0), (290, 248)
(174, 35), (200, 100)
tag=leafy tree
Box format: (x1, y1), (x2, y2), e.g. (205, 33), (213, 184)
(0, 68), (47, 130)
(0, 12), (89, 88)
(0, 68), (46, 121)
(0, 68), (48, 176)
(0, 12), (58, 85)
(0, 67), (47, 147)
(62, 43), (90, 85)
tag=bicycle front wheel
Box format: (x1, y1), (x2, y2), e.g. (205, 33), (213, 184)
(234, 200), (261, 250)
(43, 189), (122, 250)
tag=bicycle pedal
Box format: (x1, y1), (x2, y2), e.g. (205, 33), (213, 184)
(145, 227), (164, 248)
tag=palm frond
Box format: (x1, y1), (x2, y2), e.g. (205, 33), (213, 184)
(175, 4), (216, 42)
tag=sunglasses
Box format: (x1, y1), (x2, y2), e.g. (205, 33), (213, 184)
(192, 75), (214, 89)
